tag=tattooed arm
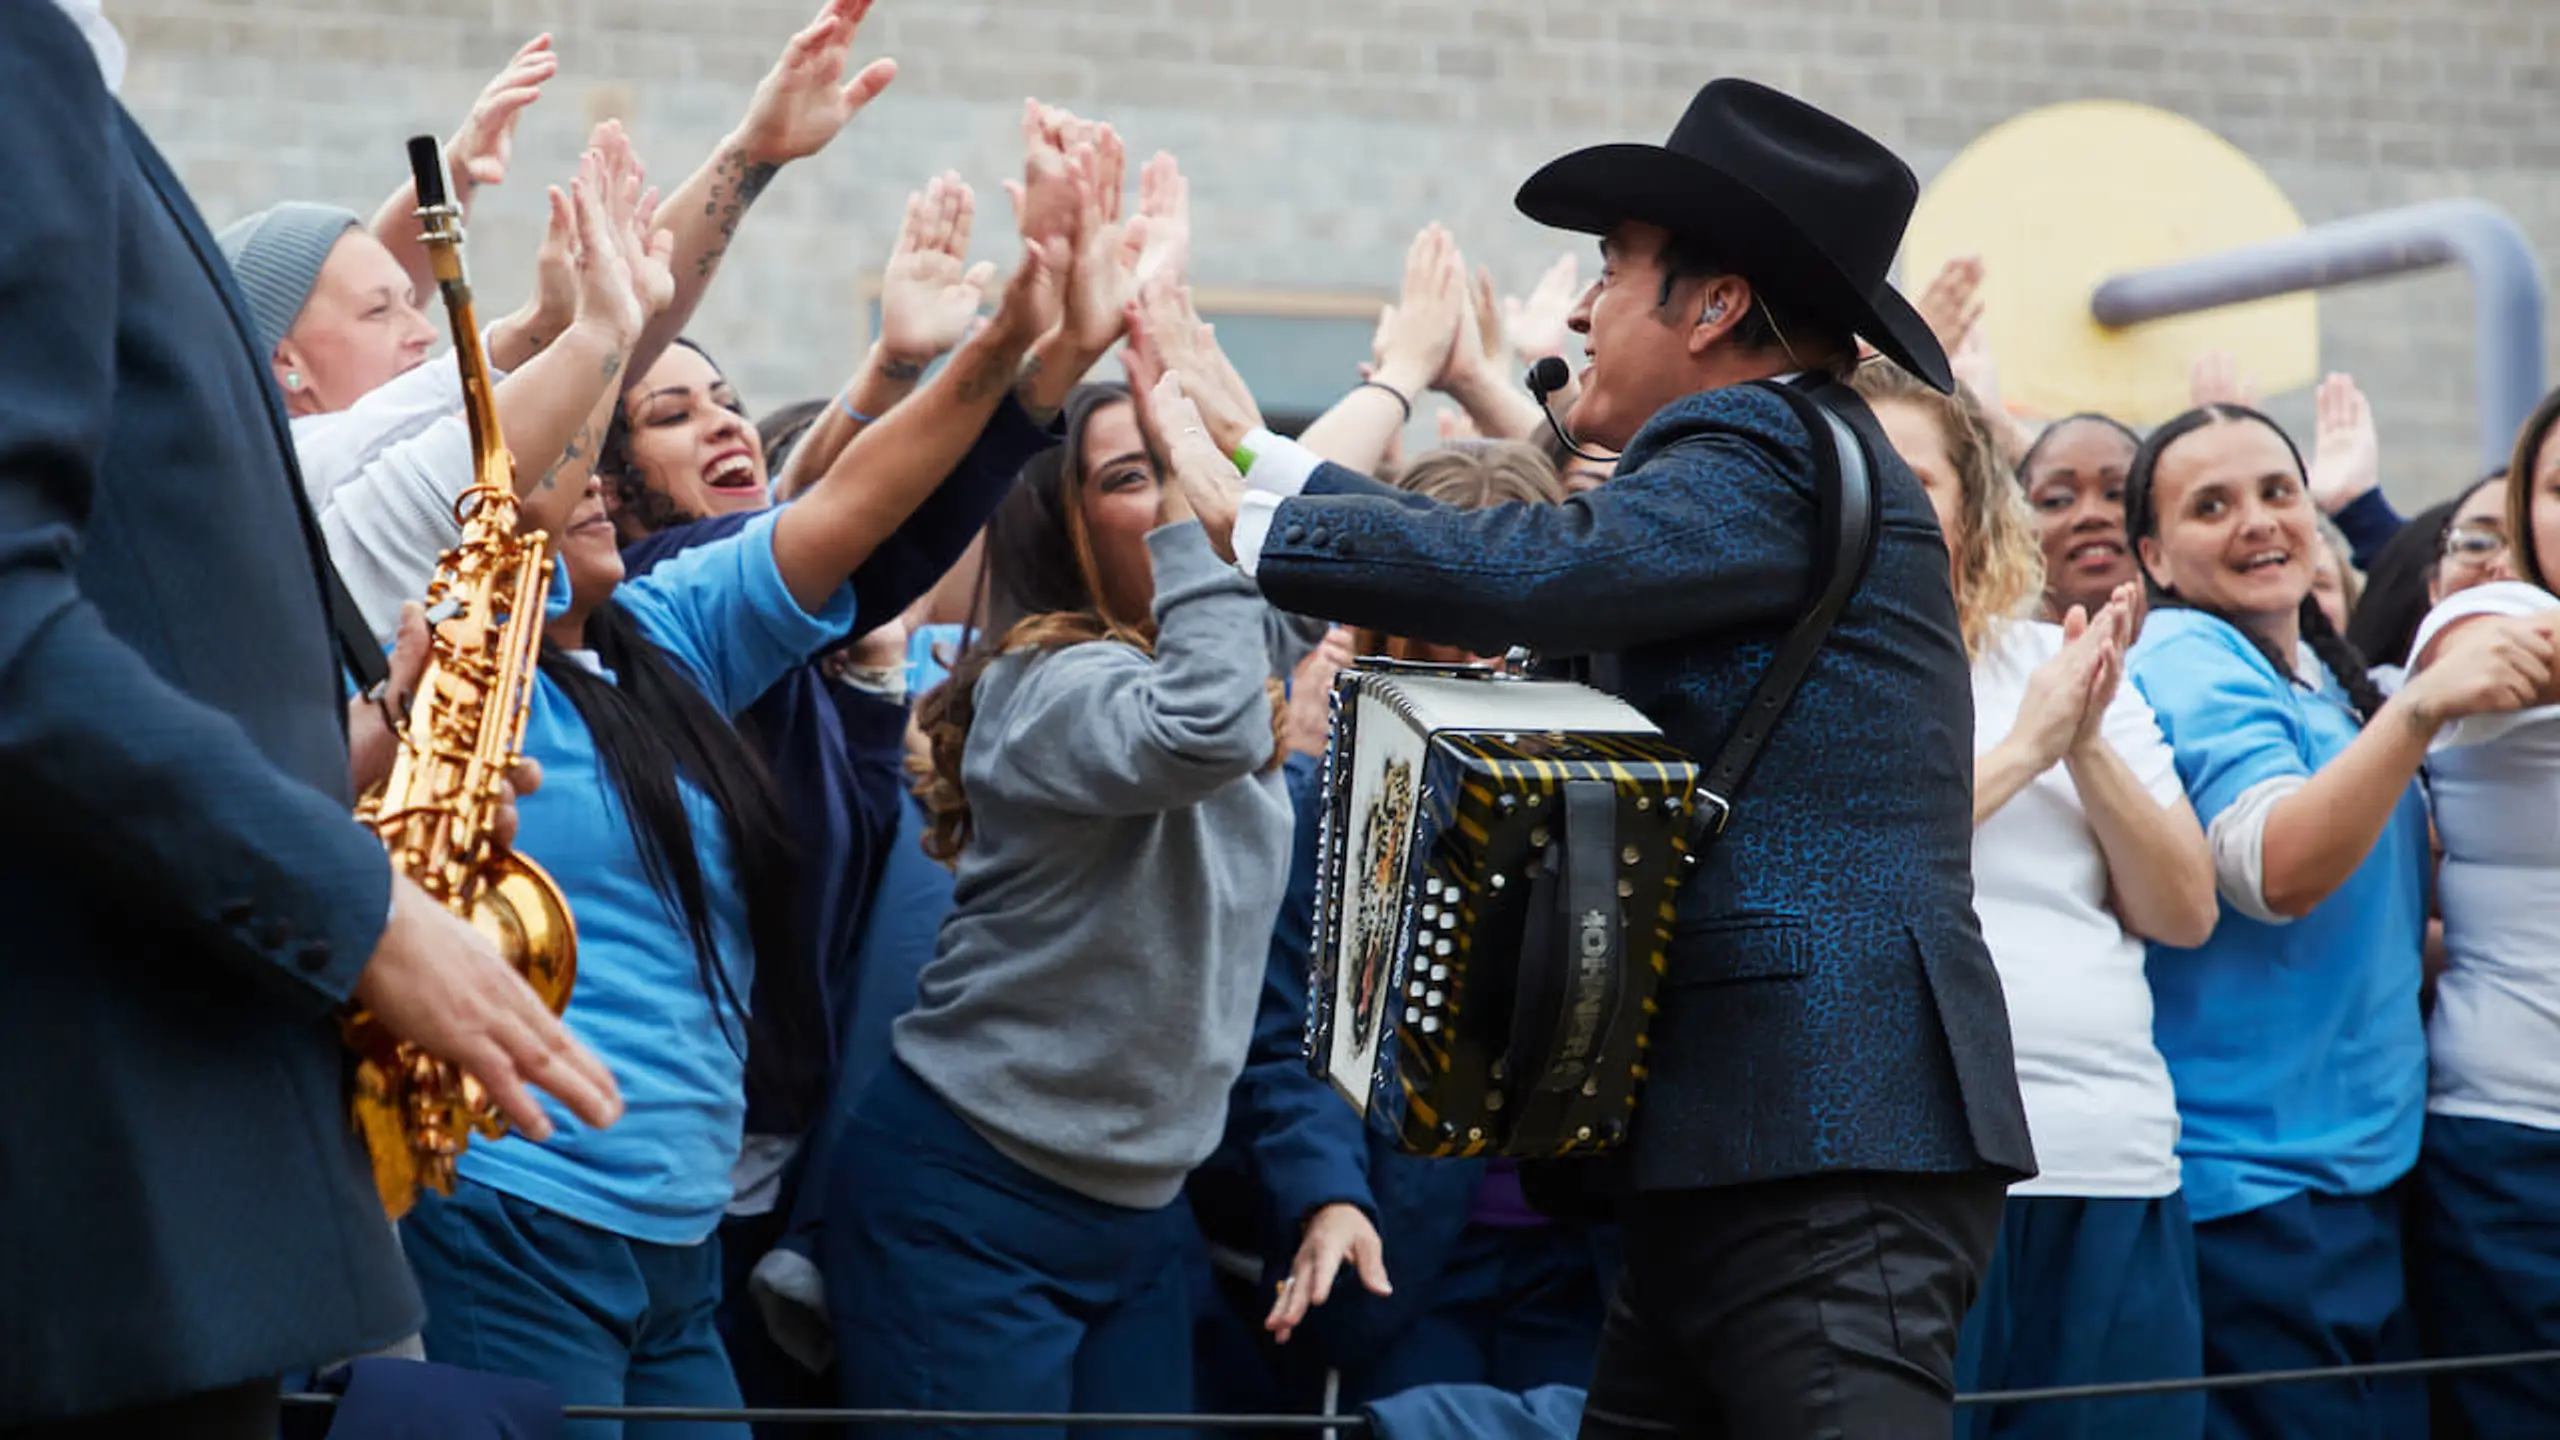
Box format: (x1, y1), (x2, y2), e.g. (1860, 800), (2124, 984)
(629, 0), (898, 386)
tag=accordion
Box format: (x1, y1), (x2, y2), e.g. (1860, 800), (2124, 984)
(1304, 663), (1703, 1160)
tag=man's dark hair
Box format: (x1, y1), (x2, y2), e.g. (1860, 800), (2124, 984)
(1652, 230), (1854, 377)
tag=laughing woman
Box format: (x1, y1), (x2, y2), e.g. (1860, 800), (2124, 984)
(2120, 404), (2550, 1440)
(396, 210), (1068, 1436)
(824, 373), (1296, 1434)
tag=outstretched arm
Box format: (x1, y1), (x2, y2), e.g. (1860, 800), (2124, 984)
(763, 101), (1092, 617)
(630, 0), (897, 385)
(370, 35), (555, 306)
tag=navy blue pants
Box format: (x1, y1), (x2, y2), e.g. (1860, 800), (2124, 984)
(2191, 1187), (2423, 1440)
(2411, 1112), (2560, 1437)
(401, 1179), (741, 1440)
(1953, 1192), (2204, 1440)
(1342, 1222), (1609, 1408)
(823, 1060), (1195, 1440)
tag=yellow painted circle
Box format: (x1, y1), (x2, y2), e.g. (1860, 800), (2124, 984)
(1902, 100), (2317, 427)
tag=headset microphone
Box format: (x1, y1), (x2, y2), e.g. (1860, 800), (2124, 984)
(1526, 357), (1616, 466)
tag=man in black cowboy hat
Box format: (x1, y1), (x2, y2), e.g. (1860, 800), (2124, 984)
(1136, 79), (2035, 1434)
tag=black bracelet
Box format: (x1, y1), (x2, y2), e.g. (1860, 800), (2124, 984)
(1356, 379), (1414, 421)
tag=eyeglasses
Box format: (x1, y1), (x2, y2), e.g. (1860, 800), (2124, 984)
(2442, 524), (2510, 566)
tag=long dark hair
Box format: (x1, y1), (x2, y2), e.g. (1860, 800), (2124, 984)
(2343, 473), (2502, 666)
(2507, 385), (2560, 595)
(912, 382), (1284, 863)
(2124, 404), (2388, 723)
(538, 602), (820, 1128)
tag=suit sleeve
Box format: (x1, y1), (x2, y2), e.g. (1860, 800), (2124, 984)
(0, 11), (389, 1010)
(1253, 428), (1817, 658)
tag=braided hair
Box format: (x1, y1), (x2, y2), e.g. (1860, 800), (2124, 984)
(2123, 404), (2389, 724)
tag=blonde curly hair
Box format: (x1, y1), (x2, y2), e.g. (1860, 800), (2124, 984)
(1850, 361), (2045, 657)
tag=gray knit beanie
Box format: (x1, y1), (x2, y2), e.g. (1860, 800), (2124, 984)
(216, 202), (365, 358)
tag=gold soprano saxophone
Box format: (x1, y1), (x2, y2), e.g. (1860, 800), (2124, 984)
(341, 136), (579, 1219)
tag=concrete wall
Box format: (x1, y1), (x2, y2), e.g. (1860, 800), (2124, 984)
(115, 0), (2560, 502)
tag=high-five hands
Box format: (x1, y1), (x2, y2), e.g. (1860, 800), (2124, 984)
(734, 0), (899, 167)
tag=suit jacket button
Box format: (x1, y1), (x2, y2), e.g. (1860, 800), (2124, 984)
(1307, 528), (1332, 548)
(1284, 524), (1307, 545)
(220, 900), (255, 928)
(296, 941), (332, 975)
(254, 917), (290, 951)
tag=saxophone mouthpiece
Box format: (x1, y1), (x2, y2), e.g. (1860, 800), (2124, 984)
(408, 135), (449, 209)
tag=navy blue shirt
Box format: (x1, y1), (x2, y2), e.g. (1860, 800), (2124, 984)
(620, 397), (1058, 1134)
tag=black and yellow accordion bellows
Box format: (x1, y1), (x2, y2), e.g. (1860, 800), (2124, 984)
(1305, 663), (1702, 1160)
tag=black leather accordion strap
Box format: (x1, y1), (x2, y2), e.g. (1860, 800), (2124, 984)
(1690, 381), (1881, 841)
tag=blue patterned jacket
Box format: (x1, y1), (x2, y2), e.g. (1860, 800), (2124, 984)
(1252, 377), (2034, 1192)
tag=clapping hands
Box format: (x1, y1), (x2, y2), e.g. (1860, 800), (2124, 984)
(2011, 583), (2141, 773)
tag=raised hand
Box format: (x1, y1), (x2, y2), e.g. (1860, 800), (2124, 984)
(1059, 122), (1142, 359)
(2188, 349), (2259, 409)
(1005, 99), (1084, 254)
(1949, 315), (2003, 417)
(734, 0), (899, 167)
(1132, 151), (1192, 289)
(877, 173), (997, 367)
(1138, 370), (1245, 560)
(988, 231), (1074, 349)
(1377, 224), (1464, 397)
(2305, 373), (2381, 515)
(1127, 272), (1262, 453)
(1916, 254), (1984, 353)
(447, 34), (556, 204)
(1503, 252), (1582, 370)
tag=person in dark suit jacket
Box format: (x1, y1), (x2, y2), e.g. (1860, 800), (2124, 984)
(1123, 79), (2036, 1437)
(0, 8), (619, 1436)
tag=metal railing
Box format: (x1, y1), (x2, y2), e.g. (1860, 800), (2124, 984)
(277, 1346), (2560, 1429)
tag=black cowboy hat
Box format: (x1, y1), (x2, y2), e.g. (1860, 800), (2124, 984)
(1516, 78), (1952, 392)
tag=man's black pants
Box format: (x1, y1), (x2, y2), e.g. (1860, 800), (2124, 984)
(1580, 1170), (2006, 1439)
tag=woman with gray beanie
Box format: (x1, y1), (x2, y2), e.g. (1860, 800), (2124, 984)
(220, 0), (899, 644)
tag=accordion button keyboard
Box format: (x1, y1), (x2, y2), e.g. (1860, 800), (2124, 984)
(1431, 964), (1449, 982)
(1425, 989), (1443, 1007)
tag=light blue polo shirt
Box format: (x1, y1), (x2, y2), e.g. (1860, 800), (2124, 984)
(2128, 608), (2429, 1223)
(460, 510), (855, 1244)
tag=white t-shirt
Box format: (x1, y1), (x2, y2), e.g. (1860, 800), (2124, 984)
(294, 344), (502, 646)
(1972, 619), (2188, 1197)
(2408, 582), (2560, 1131)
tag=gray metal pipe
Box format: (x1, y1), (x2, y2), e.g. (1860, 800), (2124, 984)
(2089, 199), (2547, 472)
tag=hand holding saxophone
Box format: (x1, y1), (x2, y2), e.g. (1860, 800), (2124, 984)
(354, 876), (620, 1144)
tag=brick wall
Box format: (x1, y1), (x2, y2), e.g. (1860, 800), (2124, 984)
(115, 0), (2560, 504)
